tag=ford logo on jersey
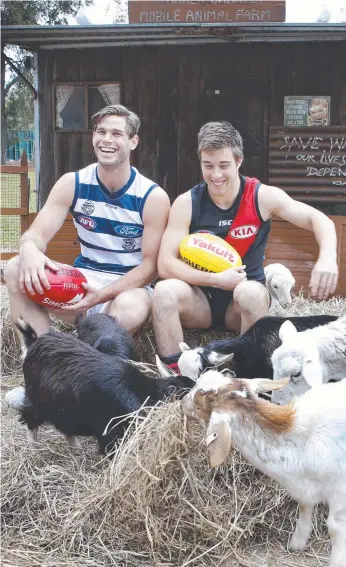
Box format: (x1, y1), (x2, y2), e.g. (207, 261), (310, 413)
(114, 225), (143, 238)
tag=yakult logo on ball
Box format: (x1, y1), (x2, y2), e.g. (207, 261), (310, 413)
(229, 225), (258, 239)
(189, 236), (236, 262)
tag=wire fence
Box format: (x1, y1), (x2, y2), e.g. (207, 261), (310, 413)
(1, 151), (37, 277)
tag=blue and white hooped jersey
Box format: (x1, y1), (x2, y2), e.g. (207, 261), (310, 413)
(70, 164), (158, 274)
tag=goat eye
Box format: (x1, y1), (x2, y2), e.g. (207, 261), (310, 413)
(272, 284), (278, 289)
(291, 371), (301, 382)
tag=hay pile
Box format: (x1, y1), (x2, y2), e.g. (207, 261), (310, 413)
(1, 400), (329, 567)
(2, 287), (344, 566)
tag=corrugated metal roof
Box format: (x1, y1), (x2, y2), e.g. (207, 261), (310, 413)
(2, 23), (346, 50)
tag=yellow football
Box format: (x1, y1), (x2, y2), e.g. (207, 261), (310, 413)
(179, 233), (242, 273)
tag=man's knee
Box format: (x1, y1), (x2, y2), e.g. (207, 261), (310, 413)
(233, 281), (269, 310)
(4, 256), (20, 289)
(109, 289), (151, 321)
(152, 279), (186, 313)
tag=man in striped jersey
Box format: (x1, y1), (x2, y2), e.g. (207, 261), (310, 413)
(5, 105), (170, 338)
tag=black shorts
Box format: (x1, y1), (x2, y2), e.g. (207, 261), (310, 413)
(199, 280), (267, 329)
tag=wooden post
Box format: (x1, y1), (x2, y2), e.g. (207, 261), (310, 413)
(20, 150), (29, 235)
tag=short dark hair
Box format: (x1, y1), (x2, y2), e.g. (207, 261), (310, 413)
(197, 121), (243, 160)
(92, 104), (140, 138)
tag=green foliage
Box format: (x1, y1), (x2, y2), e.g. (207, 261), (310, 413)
(1, 0), (92, 26)
(6, 74), (34, 145)
(1, 0), (92, 162)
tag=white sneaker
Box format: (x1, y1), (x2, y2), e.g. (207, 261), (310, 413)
(5, 386), (26, 410)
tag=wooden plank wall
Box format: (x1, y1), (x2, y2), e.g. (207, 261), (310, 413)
(39, 41), (346, 209)
(38, 213), (346, 298)
(263, 216), (346, 297)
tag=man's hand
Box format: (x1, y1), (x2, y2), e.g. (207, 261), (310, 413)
(309, 258), (339, 301)
(19, 242), (59, 295)
(62, 282), (103, 314)
(211, 265), (247, 291)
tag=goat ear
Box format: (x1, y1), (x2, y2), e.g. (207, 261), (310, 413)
(194, 389), (216, 410)
(155, 355), (177, 378)
(264, 268), (273, 285)
(206, 419), (232, 468)
(208, 352), (235, 367)
(302, 351), (323, 388)
(246, 377), (290, 394)
(179, 342), (190, 353)
(279, 320), (297, 343)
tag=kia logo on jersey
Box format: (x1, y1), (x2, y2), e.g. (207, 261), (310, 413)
(230, 225), (258, 239)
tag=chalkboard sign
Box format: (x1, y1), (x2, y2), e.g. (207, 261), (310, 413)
(269, 127), (346, 203)
(128, 1), (286, 24)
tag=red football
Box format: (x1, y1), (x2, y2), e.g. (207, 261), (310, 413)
(25, 264), (88, 309)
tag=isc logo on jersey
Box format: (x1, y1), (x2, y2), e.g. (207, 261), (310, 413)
(230, 225), (258, 239)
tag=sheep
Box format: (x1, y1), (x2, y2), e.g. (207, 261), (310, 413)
(271, 315), (346, 404)
(181, 372), (346, 567)
(264, 263), (295, 308)
(178, 314), (338, 382)
(15, 319), (194, 454)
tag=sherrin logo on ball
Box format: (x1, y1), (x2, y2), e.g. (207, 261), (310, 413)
(179, 233), (242, 273)
(25, 265), (88, 309)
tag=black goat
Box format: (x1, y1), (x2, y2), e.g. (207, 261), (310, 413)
(17, 318), (194, 454)
(178, 315), (338, 381)
(75, 313), (138, 360)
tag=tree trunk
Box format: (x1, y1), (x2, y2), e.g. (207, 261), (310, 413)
(1, 50), (7, 164)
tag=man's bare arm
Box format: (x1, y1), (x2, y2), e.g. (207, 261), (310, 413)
(18, 173), (75, 294)
(20, 173), (75, 252)
(259, 184), (338, 300)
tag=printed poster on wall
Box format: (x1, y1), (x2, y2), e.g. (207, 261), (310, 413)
(284, 96), (331, 127)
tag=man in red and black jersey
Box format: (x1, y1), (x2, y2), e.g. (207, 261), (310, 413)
(152, 121), (339, 371)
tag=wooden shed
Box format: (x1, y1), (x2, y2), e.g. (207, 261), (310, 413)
(2, 21), (346, 295)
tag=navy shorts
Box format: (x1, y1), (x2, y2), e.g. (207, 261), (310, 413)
(199, 280), (267, 329)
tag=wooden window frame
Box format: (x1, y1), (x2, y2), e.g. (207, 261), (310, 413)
(53, 81), (122, 132)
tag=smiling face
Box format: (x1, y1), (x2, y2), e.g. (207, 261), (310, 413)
(200, 147), (242, 197)
(92, 115), (138, 169)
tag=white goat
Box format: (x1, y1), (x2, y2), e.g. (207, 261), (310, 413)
(271, 315), (346, 404)
(264, 263), (295, 308)
(182, 373), (346, 567)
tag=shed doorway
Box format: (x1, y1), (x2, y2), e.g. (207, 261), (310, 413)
(202, 78), (269, 183)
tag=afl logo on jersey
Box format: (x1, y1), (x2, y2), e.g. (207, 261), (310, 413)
(230, 225), (258, 239)
(78, 216), (97, 230)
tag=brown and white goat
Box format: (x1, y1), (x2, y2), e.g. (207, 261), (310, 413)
(181, 371), (346, 567)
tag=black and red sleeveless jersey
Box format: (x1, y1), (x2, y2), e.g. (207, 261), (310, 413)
(189, 175), (271, 282)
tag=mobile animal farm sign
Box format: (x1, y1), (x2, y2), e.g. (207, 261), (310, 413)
(128, 1), (286, 24)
